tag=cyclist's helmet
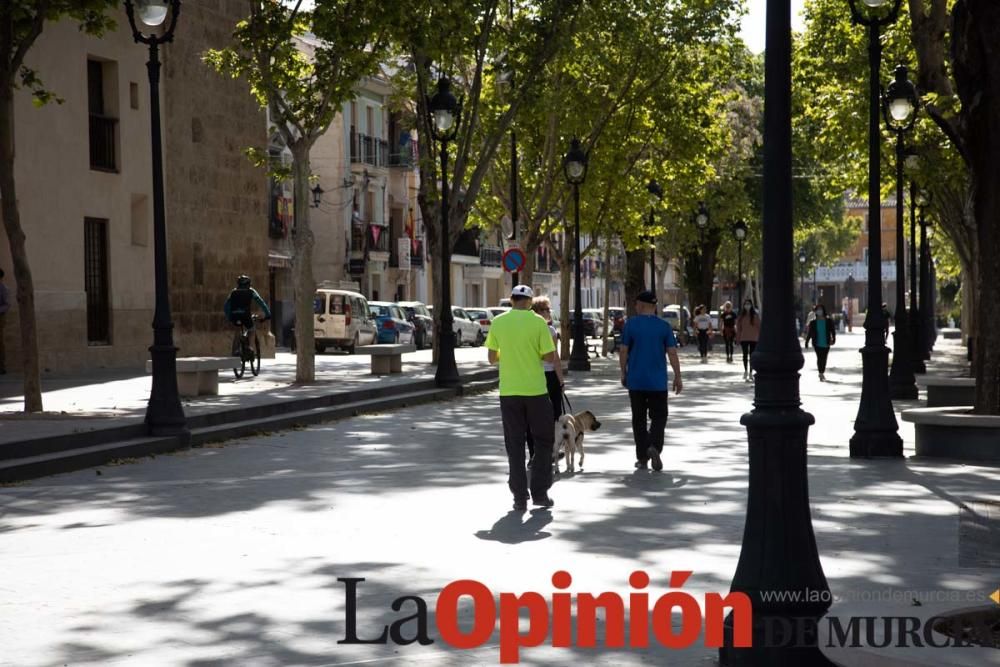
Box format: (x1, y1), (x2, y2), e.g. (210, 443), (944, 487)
(236, 274), (252, 289)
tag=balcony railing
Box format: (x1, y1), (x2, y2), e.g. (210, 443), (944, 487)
(350, 129), (388, 167)
(89, 113), (117, 171)
(411, 240), (424, 268)
(389, 151), (413, 168)
(369, 225), (388, 253)
(480, 245), (502, 267)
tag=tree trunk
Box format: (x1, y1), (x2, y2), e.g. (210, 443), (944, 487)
(600, 238), (613, 356)
(290, 144), (316, 383)
(557, 239), (572, 360)
(953, 0), (1000, 413)
(624, 249), (645, 317)
(0, 83), (42, 412)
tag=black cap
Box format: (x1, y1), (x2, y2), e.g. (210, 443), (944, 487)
(636, 290), (657, 304)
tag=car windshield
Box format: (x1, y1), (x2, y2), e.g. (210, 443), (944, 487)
(466, 309), (487, 319)
(371, 305), (393, 317)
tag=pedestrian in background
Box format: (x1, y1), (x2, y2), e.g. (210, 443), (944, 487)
(0, 268), (8, 374)
(619, 290), (682, 472)
(526, 296), (565, 460)
(486, 285), (558, 511)
(736, 298), (760, 382)
(881, 302), (892, 343)
(693, 305), (713, 364)
(805, 303), (836, 381)
(803, 305), (816, 348)
(720, 301), (737, 363)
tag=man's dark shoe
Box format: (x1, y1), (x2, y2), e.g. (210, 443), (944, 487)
(531, 495), (554, 508)
(513, 499), (528, 511)
(635, 460), (648, 470)
(647, 446), (663, 472)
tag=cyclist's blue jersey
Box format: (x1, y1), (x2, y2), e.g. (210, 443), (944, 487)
(224, 287), (271, 321)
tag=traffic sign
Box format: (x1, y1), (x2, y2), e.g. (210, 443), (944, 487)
(502, 247), (526, 273)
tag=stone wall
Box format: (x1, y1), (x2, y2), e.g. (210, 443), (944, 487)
(162, 0), (270, 358)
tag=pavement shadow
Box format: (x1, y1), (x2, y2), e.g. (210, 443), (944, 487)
(474, 509), (553, 543)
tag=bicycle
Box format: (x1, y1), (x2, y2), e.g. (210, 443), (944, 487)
(231, 314), (262, 378)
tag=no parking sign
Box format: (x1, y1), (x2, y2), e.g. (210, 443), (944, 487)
(502, 248), (526, 273)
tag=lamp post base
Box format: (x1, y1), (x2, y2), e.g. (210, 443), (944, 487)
(850, 341), (903, 458)
(888, 329), (918, 400)
(435, 331), (462, 388)
(145, 343), (188, 437)
(568, 338), (591, 371)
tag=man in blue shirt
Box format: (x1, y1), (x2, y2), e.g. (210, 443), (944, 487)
(224, 274), (271, 328)
(619, 290), (682, 471)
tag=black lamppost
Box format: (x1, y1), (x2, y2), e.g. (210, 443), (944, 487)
(919, 199), (935, 359)
(125, 0), (187, 437)
(504, 0), (520, 288)
(732, 220), (747, 306)
(904, 151), (925, 373)
(428, 77), (462, 388)
(311, 183), (324, 208)
(695, 202), (709, 305)
(798, 248), (807, 328)
(847, 0), (904, 458)
(564, 138), (590, 372)
(646, 179), (664, 297)
(884, 65), (919, 399)
(720, 0), (830, 659)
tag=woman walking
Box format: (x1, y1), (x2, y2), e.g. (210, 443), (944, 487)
(720, 301), (737, 363)
(693, 305), (713, 364)
(804, 303), (836, 381)
(736, 299), (760, 381)
(526, 296), (565, 459)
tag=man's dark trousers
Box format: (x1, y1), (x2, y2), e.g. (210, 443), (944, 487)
(500, 395), (554, 502)
(629, 390), (668, 462)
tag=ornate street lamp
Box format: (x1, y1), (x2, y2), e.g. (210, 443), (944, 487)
(124, 0), (187, 437)
(311, 183), (324, 208)
(847, 0), (904, 458)
(720, 0), (829, 659)
(646, 179), (664, 297)
(427, 76), (463, 388)
(884, 65), (919, 399)
(694, 202), (709, 306)
(904, 150), (924, 373)
(564, 138), (590, 372)
(798, 247), (807, 328)
(918, 192), (935, 359)
(732, 220), (748, 306)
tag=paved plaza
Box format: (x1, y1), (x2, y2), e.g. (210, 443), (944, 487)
(1, 333), (997, 666)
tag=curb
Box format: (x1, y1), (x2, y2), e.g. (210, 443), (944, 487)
(0, 368), (498, 483)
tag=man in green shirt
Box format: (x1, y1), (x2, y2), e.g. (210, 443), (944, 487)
(486, 285), (558, 511)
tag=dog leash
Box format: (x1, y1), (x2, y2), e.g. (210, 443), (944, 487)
(561, 391), (573, 414)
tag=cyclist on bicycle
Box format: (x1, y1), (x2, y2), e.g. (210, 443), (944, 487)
(224, 274), (271, 329)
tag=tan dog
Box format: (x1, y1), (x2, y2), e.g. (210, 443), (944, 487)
(554, 410), (602, 474)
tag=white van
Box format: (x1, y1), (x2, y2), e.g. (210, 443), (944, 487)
(314, 289), (377, 354)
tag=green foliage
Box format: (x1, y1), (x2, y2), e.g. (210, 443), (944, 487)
(1, 1), (117, 102)
(204, 0), (399, 150)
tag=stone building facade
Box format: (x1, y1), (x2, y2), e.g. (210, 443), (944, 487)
(1, 2), (267, 374)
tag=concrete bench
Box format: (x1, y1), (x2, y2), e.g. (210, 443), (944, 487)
(145, 356), (240, 397)
(917, 376), (976, 407)
(355, 344), (416, 375)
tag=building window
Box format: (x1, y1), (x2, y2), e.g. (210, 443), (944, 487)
(88, 59), (118, 171)
(84, 217), (111, 344)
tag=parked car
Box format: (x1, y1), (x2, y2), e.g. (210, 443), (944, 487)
(662, 304), (691, 346)
(709, 309), (720, 331)
(313, 288), (378, 354)
(465, 308), (495, 334)
(608, 307), (626, 333)
(488, 306), (510, 319)
(368, 301), (415, 345)
(570, 309), (604, 338)
(427, 306), (485, 347)
(399, 301), (434, 349)
(498, 298), (512, 308)
(452, 307), (485, 346)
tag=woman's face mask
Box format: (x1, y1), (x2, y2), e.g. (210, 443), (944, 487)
(816, 308), (825, 317)
(743, 303), (752, 311)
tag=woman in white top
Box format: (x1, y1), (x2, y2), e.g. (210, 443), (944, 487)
(525, 296), (565, 460)
(693, 305), (714, 364)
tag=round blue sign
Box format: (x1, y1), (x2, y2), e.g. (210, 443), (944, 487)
(502, 248), (526, 273)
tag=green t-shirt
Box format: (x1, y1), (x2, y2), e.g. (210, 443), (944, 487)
(485, 308), (555, 396)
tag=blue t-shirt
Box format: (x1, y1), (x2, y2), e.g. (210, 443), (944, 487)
(816, 319), (829, 349)
(621, 315), (678, 391)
